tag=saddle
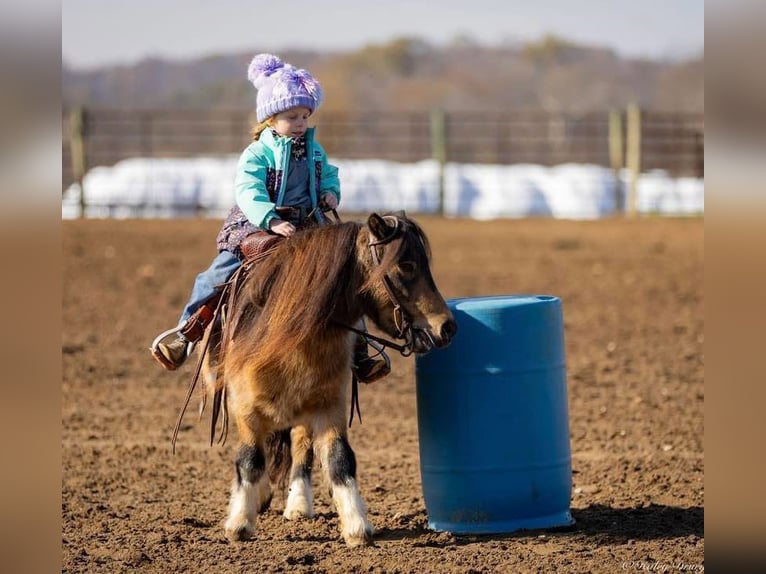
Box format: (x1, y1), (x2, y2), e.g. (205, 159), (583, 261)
(239, 230), (285, 262)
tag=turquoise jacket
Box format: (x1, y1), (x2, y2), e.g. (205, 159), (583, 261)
(234, 127), (340, 230)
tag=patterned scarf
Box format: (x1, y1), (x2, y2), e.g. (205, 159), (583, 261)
(290, 135), (307, 161)
(271, 130), (307, 161)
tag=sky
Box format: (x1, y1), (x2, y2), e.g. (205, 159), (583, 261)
(62, 0), (704, 70)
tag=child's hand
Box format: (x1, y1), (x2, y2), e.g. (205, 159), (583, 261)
(319, 193), (338, 211)
(269, 218), (296, 237)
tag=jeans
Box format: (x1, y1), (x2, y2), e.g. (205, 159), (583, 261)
(179, 250), (241, 324)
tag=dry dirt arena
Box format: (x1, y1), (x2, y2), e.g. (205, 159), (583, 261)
(62, 216), (704, 573)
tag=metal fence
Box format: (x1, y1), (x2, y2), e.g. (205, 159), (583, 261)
(62, 108), (704, 194)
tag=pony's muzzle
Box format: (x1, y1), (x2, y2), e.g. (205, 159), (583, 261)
(414, 316), (457, 353)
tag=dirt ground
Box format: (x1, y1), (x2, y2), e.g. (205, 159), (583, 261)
(62, 215), (704, 573)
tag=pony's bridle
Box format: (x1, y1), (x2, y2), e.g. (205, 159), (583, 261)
(339, 215), (418, 358)
(368, 216), (417, 355)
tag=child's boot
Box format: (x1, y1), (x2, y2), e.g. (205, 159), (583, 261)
(351, 335), (391, 383)
(153, 333), (191, 370)
(151, 292), (222, 371)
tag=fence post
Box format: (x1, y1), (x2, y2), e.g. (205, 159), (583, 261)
(608, 109), (624, 215)
(430, 108), (447, 216)
(625, 104), (642, 217)
(69, 107), (88, 218)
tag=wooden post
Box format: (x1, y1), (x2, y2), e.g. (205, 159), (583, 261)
(430, 108), (447, 216)
(68, 107), (88, 218)
(625, 104), (642, 217)
(608, 109), (624, 215)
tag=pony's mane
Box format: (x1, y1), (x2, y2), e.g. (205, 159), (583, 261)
(229, 221), (362, 364)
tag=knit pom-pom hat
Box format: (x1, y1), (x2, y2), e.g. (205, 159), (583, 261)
(247, 53), (323, 122)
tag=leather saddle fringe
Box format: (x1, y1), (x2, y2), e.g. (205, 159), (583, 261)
(171, 238), (284, 453)
(348, 373), (362, 427)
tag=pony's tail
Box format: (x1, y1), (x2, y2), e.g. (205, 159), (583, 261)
(265, 428), (292, 492)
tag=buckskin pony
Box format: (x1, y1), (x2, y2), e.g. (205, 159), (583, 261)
(196, 212), (456, 547)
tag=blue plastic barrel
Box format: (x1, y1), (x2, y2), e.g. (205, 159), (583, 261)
(415, 295), (574, 534)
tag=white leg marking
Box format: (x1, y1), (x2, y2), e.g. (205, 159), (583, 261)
(283, 476), (314, 519)
(332, 480), (374, 547)
(224, 472), (269, 541)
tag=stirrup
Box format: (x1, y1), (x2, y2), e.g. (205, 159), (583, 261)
(150, 326), (194, 371)
(364, 337), (390, 366)
(354, 337), (391, 383)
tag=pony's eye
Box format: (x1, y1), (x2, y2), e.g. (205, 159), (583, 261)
(399, 261), (417, 280)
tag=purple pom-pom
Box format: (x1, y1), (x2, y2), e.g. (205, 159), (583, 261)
(292, 68), (324, 107)
(248, 53), (284, 88)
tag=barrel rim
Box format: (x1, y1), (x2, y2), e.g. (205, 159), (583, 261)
(448, 294), (560, 311)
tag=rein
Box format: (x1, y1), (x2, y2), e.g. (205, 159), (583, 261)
(337, 321), (412, 356)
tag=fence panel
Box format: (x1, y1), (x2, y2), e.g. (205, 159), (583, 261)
(641, 111), (704, 177)
(62, 108), (704, 192)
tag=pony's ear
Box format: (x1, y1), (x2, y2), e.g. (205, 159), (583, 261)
(368, 213), (390, 240)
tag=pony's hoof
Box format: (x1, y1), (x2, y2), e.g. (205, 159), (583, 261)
(343, 531), (374, 548)
(342, 522), (375, 547)
(283, 507), (314, 520)
(224, 522), (255, 542)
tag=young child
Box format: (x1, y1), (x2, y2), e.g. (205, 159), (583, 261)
(150, 53), (390, 383)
